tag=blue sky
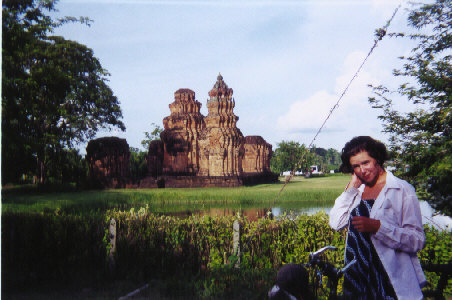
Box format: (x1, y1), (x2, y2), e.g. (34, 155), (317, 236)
(52, 0), (418, 152)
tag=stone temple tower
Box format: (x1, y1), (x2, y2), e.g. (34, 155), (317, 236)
(198, 74), (244, 176)
(160, 88), (206, 175)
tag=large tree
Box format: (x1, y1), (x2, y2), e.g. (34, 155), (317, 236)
(369, 0), (451, 216)
(2, 0), (125, 184)
(310, 147), (341, 173)
(271, 141), (314, 175)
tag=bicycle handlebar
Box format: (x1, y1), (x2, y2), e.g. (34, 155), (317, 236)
(309, 246), (337, 260)
(307, 246), (356, 282)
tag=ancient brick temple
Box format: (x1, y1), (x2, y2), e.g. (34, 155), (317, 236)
(86, 137), (131, 188)
(87, 74), (276, 188)
(143, 74), (274, 187)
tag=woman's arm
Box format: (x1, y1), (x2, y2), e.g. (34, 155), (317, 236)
(374, 189), (425, 254)
(329, 174), (362, 230)
(329, 187), (360, 230)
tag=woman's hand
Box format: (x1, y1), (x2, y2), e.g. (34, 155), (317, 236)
(352, 216), (381, 233)
(347, 173), (363, 190)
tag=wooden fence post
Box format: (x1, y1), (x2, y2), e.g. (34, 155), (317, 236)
(108, 218), (116, 273)
(233, 220), (241, 268)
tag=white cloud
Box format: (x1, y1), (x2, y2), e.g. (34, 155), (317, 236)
(277, 90), (337, 131)
(334, 50), (381, 104)
(277, 50), (382, 133)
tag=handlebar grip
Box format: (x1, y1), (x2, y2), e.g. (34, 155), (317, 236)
(309, 246), (338, 260)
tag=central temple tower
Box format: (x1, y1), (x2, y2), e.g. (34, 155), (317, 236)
(198, 74), (244, 176)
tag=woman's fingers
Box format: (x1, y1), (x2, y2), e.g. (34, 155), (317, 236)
(352, 216), (380, 233)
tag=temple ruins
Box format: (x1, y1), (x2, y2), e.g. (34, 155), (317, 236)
(87, 74), (276, 188)
(86, 137), (131, 188)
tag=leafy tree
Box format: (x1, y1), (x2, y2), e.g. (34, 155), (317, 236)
(326, 148), (341, 170)
(270, 141), (313, 174)
(307, 146), (341, 173)
(368, 0), (451, 216)
(310, 146), (326, 172)
(128, 124), (164, 182)
(311, 147), (327, 158)
(129, 147), (148, 182)
(2, 0), (125, 184)
(141, 122), (163, 150)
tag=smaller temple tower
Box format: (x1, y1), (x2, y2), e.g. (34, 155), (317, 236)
(159, 88), (205, 175)
(86, 137), (130, 188)
(242, 136), (273, 174)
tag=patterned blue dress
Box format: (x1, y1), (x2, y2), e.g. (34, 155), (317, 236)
(343, 199), (397, 300)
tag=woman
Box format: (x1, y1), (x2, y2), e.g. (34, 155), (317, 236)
(329, 136), (426, 300)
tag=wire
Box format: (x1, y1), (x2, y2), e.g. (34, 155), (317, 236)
(240, 3), (402, 255)
(270, 3), (401, 211)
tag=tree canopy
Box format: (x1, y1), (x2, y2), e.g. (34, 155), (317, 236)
(369, 0), (451, 216)
(311, 147), (342, 173)
(271, 141), (310, 174)
(141, 122), (163, 151)
(2, 0), (125, 184)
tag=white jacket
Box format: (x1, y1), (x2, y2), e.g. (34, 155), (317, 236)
(329, 171), (426, 300)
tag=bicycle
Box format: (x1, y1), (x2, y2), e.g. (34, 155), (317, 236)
(306, 246), (356, 300)
(270, 245), (452, 300)
(268, 245), (356, 300)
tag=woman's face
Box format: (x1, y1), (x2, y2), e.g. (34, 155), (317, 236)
(349, 150), (382, 186)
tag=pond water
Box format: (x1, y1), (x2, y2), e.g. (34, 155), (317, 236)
(154, 201), (451, 231)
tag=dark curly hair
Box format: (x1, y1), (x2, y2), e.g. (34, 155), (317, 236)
(339, 136), (388, 174)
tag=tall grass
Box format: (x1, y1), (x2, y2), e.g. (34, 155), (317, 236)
(1, 175), (350, 214)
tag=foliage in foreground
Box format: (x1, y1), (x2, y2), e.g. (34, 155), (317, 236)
(2, 211), (451, 299)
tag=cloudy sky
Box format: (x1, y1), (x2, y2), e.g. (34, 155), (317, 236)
(52, 0), (419, 152)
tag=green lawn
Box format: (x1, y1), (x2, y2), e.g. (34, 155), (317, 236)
(1, 174), (350, 214)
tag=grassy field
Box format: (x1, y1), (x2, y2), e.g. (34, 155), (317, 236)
(1, 174), (350, 214)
